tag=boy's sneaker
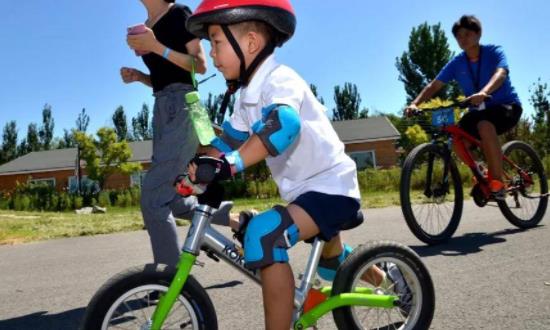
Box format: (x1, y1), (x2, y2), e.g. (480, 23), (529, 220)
(232, 210), (258, 246)
(489, 179), (506, 201)
(387, 264), (412, 317)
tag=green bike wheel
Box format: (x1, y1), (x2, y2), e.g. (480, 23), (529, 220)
(80, 264), (217, 330)
(332, 241), (435, 330)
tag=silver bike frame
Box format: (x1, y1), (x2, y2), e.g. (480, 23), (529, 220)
(181, 204), (325, 318)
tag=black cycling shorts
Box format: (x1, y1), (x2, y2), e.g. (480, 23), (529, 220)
(458, 104), (522, 140)
(291, 191), (360, 241)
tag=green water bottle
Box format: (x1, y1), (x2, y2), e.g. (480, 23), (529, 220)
(186, 91), (216, 146)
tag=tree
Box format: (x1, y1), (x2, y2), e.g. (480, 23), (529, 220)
(39, 104), (55, 150)
(204, 93), (234, 125)
(74, 127), (142, 189)
(1, 121), (18, 164)
(405, 124), (429, 145)
(396, 22), (459, 104)
(112, 106), (131, 141)
(57, 129), (76, 149)
(17, 139), (28, 157)
(359, 107), (369, 119)
(332, 82), (362, 121)
(205, 93), (222, 123)
(529, 78), (550, 156)
(76, 108), (90, 132)
(132, 103), (153, 141)
(310, 84), (325, 105)
(25, 122), (41, 153)
(502, 117), (532, 144)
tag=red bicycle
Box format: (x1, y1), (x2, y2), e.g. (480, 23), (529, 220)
(400, 100), (549, 245)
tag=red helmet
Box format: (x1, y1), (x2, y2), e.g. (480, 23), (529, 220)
(187, 0), (296, 47)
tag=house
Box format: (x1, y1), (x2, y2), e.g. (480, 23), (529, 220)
(0, 116), (400, 192)
(0, 142), (153, 192)
(332, 116), (400, 169)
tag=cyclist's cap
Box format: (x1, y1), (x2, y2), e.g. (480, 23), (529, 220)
(452, 15), (482, 36)
(186, 0), (296, 47)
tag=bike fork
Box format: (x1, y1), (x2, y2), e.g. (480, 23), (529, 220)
(150, 204), (214, 330)
(150, 253), (196, 330)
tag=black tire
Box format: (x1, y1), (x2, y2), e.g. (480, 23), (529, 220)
(498, 140), (548, 228)
(332, 241), (435, 330)
(80, 264), (217, 330)
(400, 143), (464, 245)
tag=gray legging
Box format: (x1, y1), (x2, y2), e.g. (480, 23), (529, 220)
(141, 83), (230, 267)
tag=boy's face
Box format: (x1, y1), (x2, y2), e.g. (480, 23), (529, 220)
(208, 25), (242, 80)
(454, 28), (481, 51)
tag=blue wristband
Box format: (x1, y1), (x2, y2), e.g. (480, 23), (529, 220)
(162, 47), (171, 59)
(225, 150), (245, 173)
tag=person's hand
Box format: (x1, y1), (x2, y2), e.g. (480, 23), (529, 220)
(120, 67), (143, 84)
(404, 104), (420, 117)
(189, 155), (234, 184)
(174, 174), (206, 196)
(127, 27), (160, 53)
(465, 92), (490, 106)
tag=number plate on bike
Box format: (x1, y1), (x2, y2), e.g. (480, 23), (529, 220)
(432, 108), (455, 127)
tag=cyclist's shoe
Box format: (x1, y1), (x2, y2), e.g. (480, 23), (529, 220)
(232, 210), (258, 246)
(317, 244), (354, 282)
(489, 179), (506, 201)
(387, 264), (412, 317)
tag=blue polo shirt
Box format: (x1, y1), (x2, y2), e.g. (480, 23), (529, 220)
(436, 44), (521, 106)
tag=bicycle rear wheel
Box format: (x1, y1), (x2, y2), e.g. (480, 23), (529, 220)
(498, 140), (548, 228)
(331, 241), (435, 330)
(400, 143), (464, 245)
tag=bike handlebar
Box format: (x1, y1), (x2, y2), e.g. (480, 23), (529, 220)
(408, 95), (492, 117)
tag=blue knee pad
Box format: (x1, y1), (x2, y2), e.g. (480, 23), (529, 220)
(317, 244), (354, 281)
(244, 205), (300, 270)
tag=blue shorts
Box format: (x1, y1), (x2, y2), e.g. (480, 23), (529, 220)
(291, 191), (360, 241)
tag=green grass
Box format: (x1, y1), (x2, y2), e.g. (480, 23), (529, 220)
(3, 178), (548, 245)
(0, 207), (145, 245)
(0, 193), (402, 245)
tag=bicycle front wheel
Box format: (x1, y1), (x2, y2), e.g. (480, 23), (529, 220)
(80, 264), (217, 330)
(498, 140), (548, 228)
(331, 241), (435, 330)
(400, 143), (464, 245)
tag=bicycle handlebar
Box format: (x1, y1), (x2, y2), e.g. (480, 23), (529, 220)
(408, 95), (492, 117)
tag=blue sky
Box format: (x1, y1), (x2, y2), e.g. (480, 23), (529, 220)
(0, 0), (548, 139)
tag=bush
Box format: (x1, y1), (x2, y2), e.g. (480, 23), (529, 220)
(73, 196), (84, 209)
(98, 191), (111, 207)
(0, 194), (9, 210)
(544, 155), (550, 178)
(115, 191), (133, 208)
(13, 195), (31, 211)
(58, 193), (73, 211)
(129, 187), (141, 206)
(358, 167), (401, 193)
(49, 194), (59, 211)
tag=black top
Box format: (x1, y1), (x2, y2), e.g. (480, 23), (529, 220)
(142, 4), (197, 92)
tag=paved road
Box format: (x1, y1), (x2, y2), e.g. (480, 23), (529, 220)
(1, 201), (549, 329)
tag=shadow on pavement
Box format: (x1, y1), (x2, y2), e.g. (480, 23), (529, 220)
(0, 309), (85, 330)
(0, 279), (243, 330)
(410, 226), (543, 257)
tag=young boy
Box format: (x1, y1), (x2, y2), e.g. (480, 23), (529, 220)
(182, 1), (403, 328)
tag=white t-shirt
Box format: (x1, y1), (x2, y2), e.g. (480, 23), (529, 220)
(227, 55), (360, 203)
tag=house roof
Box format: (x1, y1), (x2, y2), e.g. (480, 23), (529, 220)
(331, 116), (400, 143)
(0, 117), (400, 176)
(0, 141), (152, 176)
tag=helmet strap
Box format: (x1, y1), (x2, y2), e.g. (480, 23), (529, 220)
(217, 24), (276, 121)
